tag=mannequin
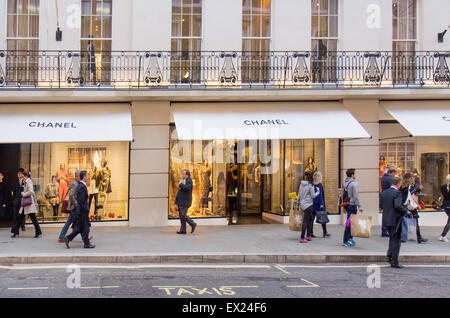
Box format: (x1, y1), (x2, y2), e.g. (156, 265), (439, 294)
(56, 163), (70, 204)
(200, 167), (211, 216)
(100, 160), (112, 218)
(305, 156), (317, 173)
(89, 164), (101, 219)
(45, 175), (60, 220)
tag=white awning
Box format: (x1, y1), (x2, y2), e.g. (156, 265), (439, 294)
(171, 102), (370, 140)
(0, 103), (132, 143)
(383, 101), (450, 136)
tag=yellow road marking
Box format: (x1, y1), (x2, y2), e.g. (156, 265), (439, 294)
(220, 286), (259, 288)
(79, 286), (119, 289)
(286, 279), (320, 288)
(273, 264), (290, 274)
(0, 264), (271, 270)
(8, 287), (49, 290)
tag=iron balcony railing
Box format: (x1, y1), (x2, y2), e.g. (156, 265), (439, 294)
(0, 50), (449, 89)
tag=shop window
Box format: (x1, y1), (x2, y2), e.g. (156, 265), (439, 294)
(80, 0), (113, 85)
(6, 0), (40, 85)
(242, 0), (271, 83)
(171, 0), (202, 83)
(20, 142), (129, 223)
(311, 0), (338, 83)
(392, 0), (416, 84)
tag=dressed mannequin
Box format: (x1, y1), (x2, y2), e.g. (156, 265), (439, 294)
(89, 165), (101, 219)
(200, 168), (211, 216)
(305, 156), (317, 174)
(56, 163), (70, 204)
(100, 160), (112, 218)
(45, 175), (60, 220)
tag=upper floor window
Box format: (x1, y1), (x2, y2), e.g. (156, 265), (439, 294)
(242, 0), (271, 83)
(392, 0), (417, 84)
(171, 0), (202, 84)
(6, 0), (40, 85)
(80, 0), (112, 85)
(311, 0), (338, 83)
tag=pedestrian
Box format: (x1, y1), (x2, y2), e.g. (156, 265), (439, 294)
(175, 169), (197, 234)
(11, 170), (42, 238)
(439, 174), (450, 242)
(400, 173), (428, 243)
(311, 171), (330, 238)
(11, 168), (26, 232)
(297, 171), (320, 243)
(380, 177), (411, 268)
(0, 172), (9, 219)
(58, 170), (80, 243)
(64, 171), (95, 248)
(380, 165), (397, 237)
(342, 168), (363, 247)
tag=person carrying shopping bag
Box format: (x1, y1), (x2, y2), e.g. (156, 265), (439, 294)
(297, 171), (320, 243)
(342, 169), (363, 247)
(312, 171), (330, 238)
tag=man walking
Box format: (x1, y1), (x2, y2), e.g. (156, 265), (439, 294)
(64, 171), (95, 248)
(11, 168), (25, 233)
(342, 169), (363, 247)
(381, 177), (410, 268)
(58, 170), (80, 242)
(175, 169), (197, 234)
(380, 165), (397, 237)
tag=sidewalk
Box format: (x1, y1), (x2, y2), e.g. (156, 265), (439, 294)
(0, 224), (449, 264)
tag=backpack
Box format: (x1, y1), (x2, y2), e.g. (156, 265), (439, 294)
(339, 180), (353, 208)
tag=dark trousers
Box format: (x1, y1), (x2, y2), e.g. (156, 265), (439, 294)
(12, 205), (25, 230)
(387, 225), (402, 265)
(381, 225), (389, 236)
(178, 205), (196, 233)
(227, 196), (238, 221)
(11, 212), (41, 236)
(441, 210), (450, 237)
(343, 205), (357, 243)
(311, 211), (328, 236)
(88, 193), (98, 215)
(300, 206), (313, 240)
(66, 212), (90, 245)
(52, 205), (59, 218)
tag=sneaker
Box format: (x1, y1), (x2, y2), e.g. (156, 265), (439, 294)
(299, 239), (308, 243)
(349, 239), (356, 246)
(342, 242), (352, 247)
(439, 236), (449, 242)
(305, 236), (312, 241)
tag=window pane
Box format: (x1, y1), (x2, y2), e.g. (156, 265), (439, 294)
(101, 0), (112, 15)
(261, 0), (270, 14)
(7, 14), (17, 37)
(262, 15), (270, 37)
(398, 0), (407, 18)
(92, 16), (101, 38)
(29, 14), (39, 37)
(172, 14), (181, 36)
(182, 0), (191, 14)
(182, 13), (191, 36)
(18, 14), (29, 37)
(329, 15), (337, 37)
(407, 18), (416, 39)
(252, 0), (261, 14)
(408, 0), (416, 17)
(398, 18), (407, 39)
(311, 15), (319, 37)
(192, 14), (202, 36)
(81, 0), (91, 15)
(311, 0), (319, 15)
(192, 0), (201, 14)
(172, 0), (181, 14)
(243, 14), (251, 37)
(8, 0), (17, 14)
(252, 13), (261, 36)
(28, 0), (39, 14)
(392, 17), (398, 39)
(17, 0), (27, 14)
(243, 0), (251, 14)
(392, 1), (398, 18)
(102, 15), (112, 38)
(319, 0), (328, 14)
(81, 16), (91, 37)
(329, 0), (338, 15)
(319, 15), (328, 37)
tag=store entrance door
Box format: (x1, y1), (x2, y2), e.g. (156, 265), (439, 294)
(0, 144), (20, 228)
(225, 141), (264, 225)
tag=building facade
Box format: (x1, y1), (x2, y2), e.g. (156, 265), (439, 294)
(0, 0), (449, 228)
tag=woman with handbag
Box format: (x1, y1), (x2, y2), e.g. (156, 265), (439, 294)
(11, 170), (42, 238)
(312, 171), (330, 238)
(400, 173), (427, 244)
(297, 171), (320, 243)
(439, 174), (450, 242)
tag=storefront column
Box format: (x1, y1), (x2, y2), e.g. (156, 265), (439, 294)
(342, 99), (381, 225)
(129, 101), (170, 227)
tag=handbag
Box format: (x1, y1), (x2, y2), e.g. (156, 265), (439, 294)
(350, 214), (372, 238)
(20, 196), (32, 207)
(401, 216), (417, 242)
(404, 188), (419, 211)
(315, 210), (329, 224)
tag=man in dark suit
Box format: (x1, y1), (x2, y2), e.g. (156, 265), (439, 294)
(11, 168), (26, 233)
(175, 169), (197, 234)
(380, 165), (397, 237)
(64, 171), (95, 248)
(381, 177), (410, 268)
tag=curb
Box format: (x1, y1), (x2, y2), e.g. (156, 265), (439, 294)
(0, 254), (449, 264)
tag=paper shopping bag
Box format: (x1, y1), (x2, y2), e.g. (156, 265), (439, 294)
(289, 205), (304, 231)
(350, 214), (372, 238)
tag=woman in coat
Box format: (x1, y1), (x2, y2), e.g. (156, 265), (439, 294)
(11, 170), (42, 238)
(297, 171), (320, 243)
(400, 173), (427, 243)
(439, 174), (450, 242)
(311, 171), (330, 238)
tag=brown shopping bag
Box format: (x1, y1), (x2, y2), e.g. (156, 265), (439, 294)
(289, 200), (304, 231)
(350, 214), (372, 238)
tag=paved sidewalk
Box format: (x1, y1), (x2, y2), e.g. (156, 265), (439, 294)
(0, 224), (449, 264)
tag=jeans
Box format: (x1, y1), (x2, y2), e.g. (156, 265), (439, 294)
(343, 205), (357, 243)
(300, 206), (313, 240)
(58, 210), (77, 239)
(441, 210), (450, 237)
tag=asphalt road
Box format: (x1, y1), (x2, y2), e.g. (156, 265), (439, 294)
(0, 263), (449, 298)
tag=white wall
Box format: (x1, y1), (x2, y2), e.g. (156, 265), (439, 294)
(417, 0), (450, 51)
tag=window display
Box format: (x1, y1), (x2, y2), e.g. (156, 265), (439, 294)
(20, 142), (129, 223)
(380, 123), (450, 211)
(169, 124), (339, 220)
